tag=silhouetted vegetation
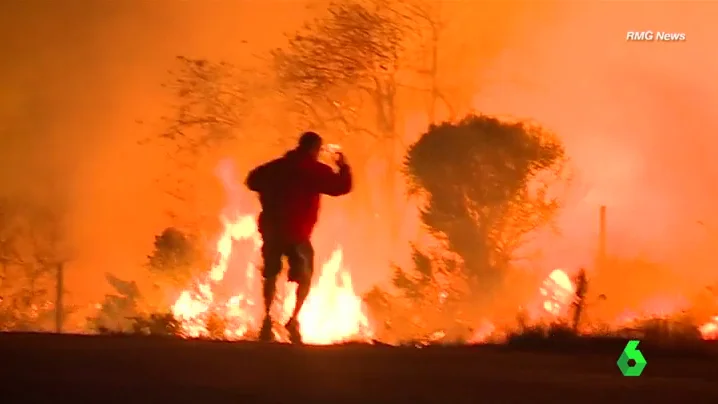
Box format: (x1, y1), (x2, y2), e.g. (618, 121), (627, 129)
(87, 274), (143, 334)
(87, 274), (185, 337)
(505, 315), (706, 351)
(365, 114), (568, 342)
(0, 197), (71, 331)
(147, 227), (202, 286)
(129, 313), (183, 337)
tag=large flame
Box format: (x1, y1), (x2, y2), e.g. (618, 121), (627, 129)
(539, 269), (575, 317)
(171, 213), (372, 344)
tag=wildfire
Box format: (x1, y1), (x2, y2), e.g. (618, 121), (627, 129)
(166, 157), (717, 345)
(171, 213), (372, 344)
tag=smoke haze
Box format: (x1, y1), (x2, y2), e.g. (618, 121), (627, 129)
(1, 1), (716, 311)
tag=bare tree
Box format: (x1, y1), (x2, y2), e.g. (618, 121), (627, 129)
(400, 0), (456, 123)
(149, 54), (261, 234)
(0, 198), (71, 332)
(160, 56), (255, 154)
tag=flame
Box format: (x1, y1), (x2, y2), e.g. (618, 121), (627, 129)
(540, 269), (575, 316)
(699, 316), (718, 340)
(171, 213), (372, 344)
(469, 321), (496, 343)
(518, 268), (576, 324)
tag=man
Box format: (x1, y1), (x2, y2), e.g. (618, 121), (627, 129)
(245, 131), (352, 343)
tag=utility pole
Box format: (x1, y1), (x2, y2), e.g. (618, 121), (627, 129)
(55, 261), (64, 333)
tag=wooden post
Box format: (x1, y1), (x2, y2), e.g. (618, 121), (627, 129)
(572, 268), (588, 332)
(55, 262), (64, 333)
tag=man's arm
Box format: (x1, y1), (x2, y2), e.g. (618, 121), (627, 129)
(309, 161), (352, 197)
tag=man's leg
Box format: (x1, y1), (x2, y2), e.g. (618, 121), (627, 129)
(285, 241), (315, 343)
(259, 241), (283, 341)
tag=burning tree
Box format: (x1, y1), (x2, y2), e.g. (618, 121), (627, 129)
(367, 114), (568, 341)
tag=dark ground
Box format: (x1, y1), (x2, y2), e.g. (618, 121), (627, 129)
(0, 333), (717, 403)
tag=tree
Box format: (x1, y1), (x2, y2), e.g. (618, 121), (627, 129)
(146, 227), (202, 286)
(0, 197), (71, 331)
(401, 0), (456, 123)
(150, 55), (261, 235)
(272, 0), (405, 137)
(87, 274), (142, 333)
(160, 56), (255, 156)
(383, 114), (567, 336)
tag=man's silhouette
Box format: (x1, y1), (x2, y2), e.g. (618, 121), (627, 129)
(245, 131), (352, 343)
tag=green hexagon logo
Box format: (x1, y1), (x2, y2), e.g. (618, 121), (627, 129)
(617, 340), (647, 376)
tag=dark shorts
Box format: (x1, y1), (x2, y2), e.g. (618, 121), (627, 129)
(261, 240), (315, 283)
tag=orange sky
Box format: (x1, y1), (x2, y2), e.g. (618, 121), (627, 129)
(1, 1), (717, 307)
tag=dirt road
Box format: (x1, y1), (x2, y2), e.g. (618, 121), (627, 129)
(0, 333), (716, 403)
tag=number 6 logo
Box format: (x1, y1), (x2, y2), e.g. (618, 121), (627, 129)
(617, 340), (647, 376)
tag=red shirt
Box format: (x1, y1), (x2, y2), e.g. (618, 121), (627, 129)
(245, 149), (352, 243)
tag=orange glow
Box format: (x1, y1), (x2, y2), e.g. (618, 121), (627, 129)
(699, 317), (718, 340)
(2, 1), (718, 343)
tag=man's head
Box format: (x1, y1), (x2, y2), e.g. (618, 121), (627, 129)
(297, 131), (323, 160)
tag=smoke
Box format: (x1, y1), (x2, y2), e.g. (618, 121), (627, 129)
(0, 0), (715, 318)
(0, 1), (315, 308)
(469, 2), (718, 285)
(215, 159), (243, 213)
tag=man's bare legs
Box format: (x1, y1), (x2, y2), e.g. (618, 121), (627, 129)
(263, 275), (278, 317)
(259, 239), (282, 342)
(285, 276), (310, 343)
(259, 275), (277, 341)
(257, 241), (313, 343)
(290, 278), (310, 321)
(285, 243), (314, 344)
(261, 272), (307, 343)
